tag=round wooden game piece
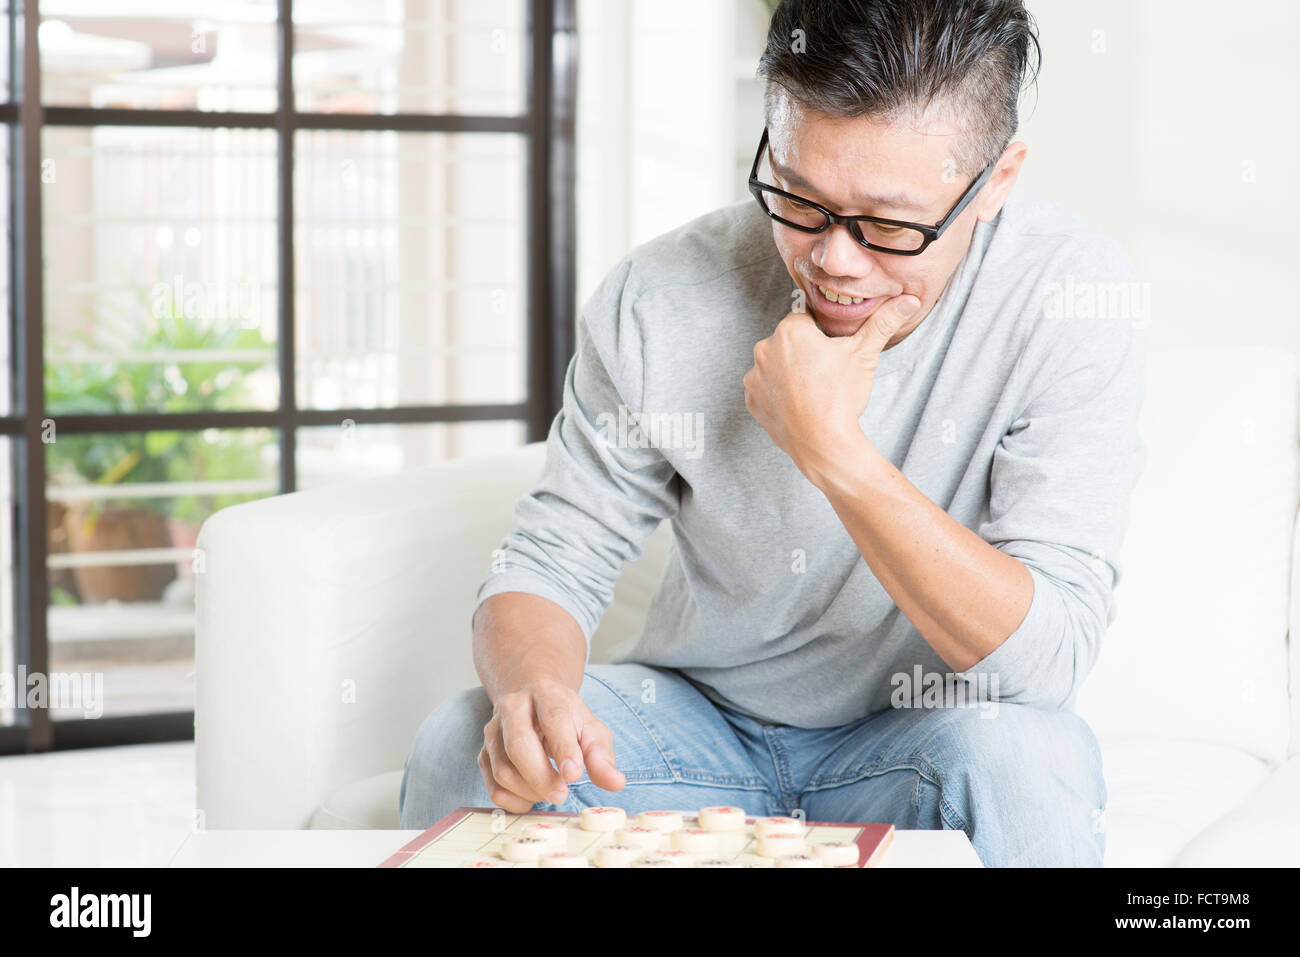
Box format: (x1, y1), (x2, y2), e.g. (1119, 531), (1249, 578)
(499, 836), (549, 862)
(615, 825), (663, 850)
(812, 841), (860, 867)
(775, 853), (824, 868)
(754, 816), (804, 838)
(754, 832), (806, 859)
(636, 810), (684, 833)
(697, 806), (746, 831)
(714, 829), (750, 857)
(594, 843), (640, 868)
(523, 821), (569, 849)
(461, 858), (512, 868)
(670, 827), (720, 855)
(632, 849), (695, 867)
(579, 806), (627, 832)
(696, 858), (744, 868)
(538, 851), (589, 868)
(654, 849), (696, 867)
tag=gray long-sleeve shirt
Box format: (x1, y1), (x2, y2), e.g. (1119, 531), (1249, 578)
(474, 183), (1147, 726)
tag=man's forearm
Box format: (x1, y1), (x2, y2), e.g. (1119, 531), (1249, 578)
(803, 431), (1034, 672)
(471, 592), (588, 703)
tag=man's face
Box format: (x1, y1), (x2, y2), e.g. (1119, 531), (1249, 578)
(765, 94), (1024, 343)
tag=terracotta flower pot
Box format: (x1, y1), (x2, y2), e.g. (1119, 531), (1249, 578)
(63, 503), (177, 603)
(46, 500), (81, 602)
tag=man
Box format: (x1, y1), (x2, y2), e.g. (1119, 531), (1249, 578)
(400, 0), (1146, 867)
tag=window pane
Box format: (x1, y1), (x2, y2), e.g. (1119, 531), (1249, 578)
(293, 0), (526, 115)
(43, 126), (279, 415)
(40, 1), (277, 111)
(0, 128), (9, 415)
(294, 130), (525, 409)
(1, 439), (14, 727)
(0, 3), (9, 102)
(296, 420), (525, 489)
(46, 428), (277, 719)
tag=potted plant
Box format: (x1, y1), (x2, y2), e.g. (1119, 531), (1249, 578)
(45, 283), (274, 604)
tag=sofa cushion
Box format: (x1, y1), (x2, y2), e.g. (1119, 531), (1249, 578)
(309, 771), (403, 830)
(1171, 754), (1300, 866)
(1075, 347), (1297, 766)
(1098, 738), (1270, 866)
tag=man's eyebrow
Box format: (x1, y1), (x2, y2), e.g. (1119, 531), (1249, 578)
(768, 151), (928, 216)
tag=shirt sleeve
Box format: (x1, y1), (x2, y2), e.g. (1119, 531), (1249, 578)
(472, 258), (681, 644)
(957, 240), (1148, 710)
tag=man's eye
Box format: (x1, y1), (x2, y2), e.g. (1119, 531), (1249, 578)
(874, 223), (903, 234)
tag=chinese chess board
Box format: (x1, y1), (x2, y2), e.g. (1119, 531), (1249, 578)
(379, 806), (895, 868)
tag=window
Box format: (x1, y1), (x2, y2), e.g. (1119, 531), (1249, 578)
(1, 0), (575, 753)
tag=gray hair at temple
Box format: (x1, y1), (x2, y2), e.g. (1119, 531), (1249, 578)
(757, 0), (1042, 178)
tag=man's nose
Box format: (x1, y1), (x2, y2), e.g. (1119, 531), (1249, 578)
(813, 222), (881, 283)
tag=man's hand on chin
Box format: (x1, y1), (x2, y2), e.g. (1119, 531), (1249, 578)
(743, 294), (921, 481)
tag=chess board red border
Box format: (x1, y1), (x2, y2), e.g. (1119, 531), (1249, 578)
(379, 807), (896, 868)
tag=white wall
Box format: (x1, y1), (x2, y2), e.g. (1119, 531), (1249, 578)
(574, 0), (632, 310)
(576, 0), (1300, 356)
(575, 0), (765, 309)
(1018, 0), (1300, 354)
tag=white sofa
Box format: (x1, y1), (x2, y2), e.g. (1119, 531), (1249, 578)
(195, 345), (1300, 866)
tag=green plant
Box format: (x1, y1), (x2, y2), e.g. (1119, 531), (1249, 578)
(51, 585), (78, 606)
(45, 280), (276, 527)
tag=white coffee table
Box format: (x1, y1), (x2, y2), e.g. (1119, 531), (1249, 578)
(168, 828), (982, 867)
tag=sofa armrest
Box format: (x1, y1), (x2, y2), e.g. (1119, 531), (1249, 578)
(195, 443), (547, 828)
(1171, 754), (1300, 866)
(1291, 504), (1300, 759)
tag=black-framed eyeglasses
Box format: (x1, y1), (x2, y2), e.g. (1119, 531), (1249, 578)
(748, 127), (996, 256)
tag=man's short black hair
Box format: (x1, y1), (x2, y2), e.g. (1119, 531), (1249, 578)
(758, 0), (1041, 177)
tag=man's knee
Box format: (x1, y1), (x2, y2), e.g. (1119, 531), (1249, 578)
(399, 686), (494, 828)
(920, 700), (1100, 772)
(412, 686), (493, 758)
(918, 703), (1106, 865)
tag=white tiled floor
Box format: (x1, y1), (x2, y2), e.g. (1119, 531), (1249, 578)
(0, 742), (195, 867)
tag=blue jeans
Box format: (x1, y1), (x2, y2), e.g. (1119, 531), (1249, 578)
(399, 663), (1106, 866)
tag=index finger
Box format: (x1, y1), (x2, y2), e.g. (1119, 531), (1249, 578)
(534, 691), (586, 784)
(498, 696), (567, 803)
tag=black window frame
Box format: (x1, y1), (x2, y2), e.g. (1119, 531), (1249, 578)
(0, 0), (577, 755)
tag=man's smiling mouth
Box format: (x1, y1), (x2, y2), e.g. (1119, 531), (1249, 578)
(816, 283), (876, 305)
(809, 282), (889, 324)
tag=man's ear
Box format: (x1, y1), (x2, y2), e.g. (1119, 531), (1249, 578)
(974, 141), (1028, 223)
